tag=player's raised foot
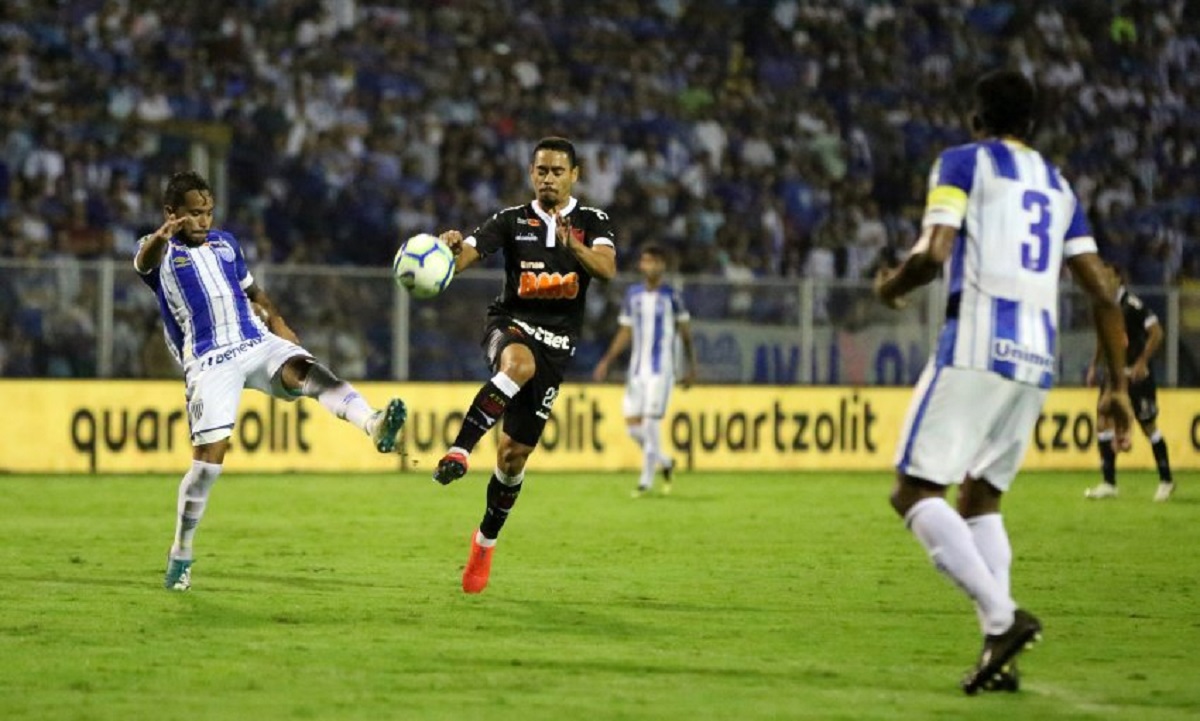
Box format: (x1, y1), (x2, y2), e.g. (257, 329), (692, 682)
(462, 531), (495, 594)
(1154, 482), (1175, 502)
(1084, 482), (1118, 499)
(961, 609), (1042, 695)
(433, 450), (469, 485)
(371, 398), (407, 453)
(163, 554), (193, 591)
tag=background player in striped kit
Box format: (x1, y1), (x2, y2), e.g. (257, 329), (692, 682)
(1084, 263), (1175, 501)
(874, 70), (1135, 693)
(135, 171), (406, 591)
(594, 244), (697, 496)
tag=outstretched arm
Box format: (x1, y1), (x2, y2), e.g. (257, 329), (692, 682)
(438, 230), (483, 273)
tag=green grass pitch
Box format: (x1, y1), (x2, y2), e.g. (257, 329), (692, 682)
(1, 470), (1197, 721)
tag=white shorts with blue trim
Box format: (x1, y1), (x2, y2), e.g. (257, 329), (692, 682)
(183, 334), (312, 445)
(894, 363), (1046, 491)
(622, 373), (673, 419)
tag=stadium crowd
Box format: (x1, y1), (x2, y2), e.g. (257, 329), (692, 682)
(1, 0), (1198, 378)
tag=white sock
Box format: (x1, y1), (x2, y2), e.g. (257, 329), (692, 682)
(906, 498), (1015, 635)
(639, 417), (664, 488)
(967, 514), (1011, 595)
(475, 529), (497, 548)
(967, 513), (1012, 631)
(314, 381), (375, 432)
(494, 466), (525, 487)
(171, 460), (223, 560)
(645, 417), (672, 468)
(490, 371), (522, 398)
(627, 423), (645, 447)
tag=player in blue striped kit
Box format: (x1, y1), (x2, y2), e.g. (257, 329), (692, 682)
(594, 244), (697, 496)
(135, 171), (406, 591)
(874, 71), (1135, 693)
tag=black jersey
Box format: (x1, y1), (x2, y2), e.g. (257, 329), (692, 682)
(1119, 287), (1158, 370)
(468, 197), (616, 338)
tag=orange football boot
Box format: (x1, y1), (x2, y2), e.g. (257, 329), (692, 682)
(462, 532), (495, 593)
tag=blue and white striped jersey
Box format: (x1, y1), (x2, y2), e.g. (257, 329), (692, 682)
(619, 282), (690, 377)
(923, 139), (1098, 388)
(135, 230), (267, 366)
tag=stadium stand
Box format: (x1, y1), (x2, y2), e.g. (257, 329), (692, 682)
(0, 0), (1197, 379)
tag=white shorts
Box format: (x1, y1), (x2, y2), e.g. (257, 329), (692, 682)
(623, 374), (673, 419)
(183, 335), (312, 445)
(894, 363), (1047, 492)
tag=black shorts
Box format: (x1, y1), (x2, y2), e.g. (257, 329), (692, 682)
(1100, 376), (1158, 424)
(482, 316), (573, 447)
(1129, 376), (1159, 423)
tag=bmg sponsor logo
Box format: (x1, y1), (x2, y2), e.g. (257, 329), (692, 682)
(518, 271), (579, 299)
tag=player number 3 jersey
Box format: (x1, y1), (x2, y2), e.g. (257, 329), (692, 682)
(923, 139), (1097, 389)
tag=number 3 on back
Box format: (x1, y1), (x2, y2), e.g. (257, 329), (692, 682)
(1021, 190), (1051, 273)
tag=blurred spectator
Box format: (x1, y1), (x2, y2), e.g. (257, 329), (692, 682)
(0, 0), (1197, 379)
(804, 232), (837, 324)
(847, 200), (888, 281)
(0, 0), (1193, 280)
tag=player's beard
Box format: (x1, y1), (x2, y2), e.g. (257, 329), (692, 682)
(183, 229), (208, 246)
(537, 188), (561, 210)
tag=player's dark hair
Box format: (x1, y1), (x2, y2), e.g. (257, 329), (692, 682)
(973, 70), (1037, 139)
(640, 243), (668, 261)
(532, 137), (578, 168)
(163, 170), (211, 210)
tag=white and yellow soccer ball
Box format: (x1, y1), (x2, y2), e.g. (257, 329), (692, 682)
(393, 233), (455, 299)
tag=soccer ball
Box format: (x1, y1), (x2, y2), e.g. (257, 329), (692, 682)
(393, 233), (455, 299)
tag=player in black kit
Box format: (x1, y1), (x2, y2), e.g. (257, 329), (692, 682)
(1085, 264), (1174, 502)
(434, 137), (617, 593)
